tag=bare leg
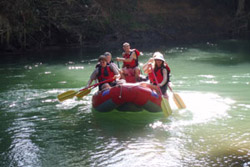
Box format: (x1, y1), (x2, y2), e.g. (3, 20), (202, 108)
(121, 67), (128, 79)
(139, 82), (157, 92)
(139, 82), (150, 88)
(140, 82), (167, 98)
(120, 72), (126, 79)
(101, 83), (111, 91)
(116, 79), (126, 85)
(141, 83), (160, 94)
(135, 67), (140, 81)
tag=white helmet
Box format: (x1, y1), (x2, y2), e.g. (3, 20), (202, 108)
(153, 52), (165, 62)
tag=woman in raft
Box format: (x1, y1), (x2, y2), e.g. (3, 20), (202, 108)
(140, 52), (170, 96)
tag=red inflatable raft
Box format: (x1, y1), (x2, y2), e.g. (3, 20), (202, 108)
(92, 83), (162, 112)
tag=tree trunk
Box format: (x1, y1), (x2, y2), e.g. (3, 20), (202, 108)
(79, 33), (82, 47)
(48, 24), (51, 39)
(1, 30), (3, 45)
(23, 27), (26, 49)
(6, 25), (10, 47)
(236, 0), (245, 16)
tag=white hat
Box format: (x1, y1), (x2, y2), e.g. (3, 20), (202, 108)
(123, 42), (130, 46)
(153, 52), (165, 62)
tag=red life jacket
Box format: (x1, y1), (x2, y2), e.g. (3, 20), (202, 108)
(123, 49), (140, 68)
(148, 72), (155, 84)
(97, 65), (115, 82)
(148, 66), (169, 86)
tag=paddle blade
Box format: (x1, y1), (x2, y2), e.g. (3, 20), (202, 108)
(57, 90), (77, 102)
(161, 97), (172, 117)
(76, 89), (91, 99)
(173, 93), (186, 109)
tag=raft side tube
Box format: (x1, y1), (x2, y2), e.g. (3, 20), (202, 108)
(94, 99), (118, 112)
(143, 101), (162, 112)
(117, 102), (143, 112)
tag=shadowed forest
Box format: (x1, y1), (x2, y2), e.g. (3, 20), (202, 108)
(0, 0), (250, 52)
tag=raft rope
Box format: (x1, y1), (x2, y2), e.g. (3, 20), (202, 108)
(119, 85), (122, 99)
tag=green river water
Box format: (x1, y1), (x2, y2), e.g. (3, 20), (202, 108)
(0, 40), (249, 167)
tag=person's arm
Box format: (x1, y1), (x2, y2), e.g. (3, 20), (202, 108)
(116, 51), (136, 62)
(112, 62), (122, 74)
(86, 68), (98, 87)
(142, 58), (154, 74)
(110, 62), (119, 72)
(110, 64), (120, 79)
(159, 68), (168, 87)
(142, 63), (151, 74)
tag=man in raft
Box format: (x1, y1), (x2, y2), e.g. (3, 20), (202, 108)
(116, 42), (141, 82)
(140, 52), (170, 96)
(86, 55), (120, 91)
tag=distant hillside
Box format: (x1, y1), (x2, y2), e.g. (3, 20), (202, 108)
(0, 0), (249, 52)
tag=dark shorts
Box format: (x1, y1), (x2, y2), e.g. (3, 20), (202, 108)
(153, 83), (168, 95)
(160, 84), (167, 95)
(98, 81), (117, 91)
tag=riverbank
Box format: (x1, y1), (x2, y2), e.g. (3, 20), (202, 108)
(1, 0), (250, 54)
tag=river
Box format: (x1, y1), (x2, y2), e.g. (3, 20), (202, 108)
(0, 40), (249, 167)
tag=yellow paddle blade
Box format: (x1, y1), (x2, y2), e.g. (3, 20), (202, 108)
(57, 90), (77, 102)
(76, 89), (91, 99)
(173, 93), (186, 109)
(161, 97), (172, 117)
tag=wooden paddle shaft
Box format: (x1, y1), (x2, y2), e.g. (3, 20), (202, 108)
(151, 70), (164, 96)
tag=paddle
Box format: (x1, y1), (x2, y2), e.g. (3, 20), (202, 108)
(57, 78), (114, 102)
(75, 88), (91, 99)
(151, 69), (172, 117)
(168, 85), (186, 109)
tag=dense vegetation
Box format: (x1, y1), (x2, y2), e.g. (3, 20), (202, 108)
(0, 0), (249, 52)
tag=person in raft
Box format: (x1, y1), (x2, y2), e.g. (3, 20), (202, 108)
(104, 51), (120, 73)
(140, 52), (170, 95)
(95, 52), (120, 71)
(116, 42), (141, 81)
(86, 55), (120, 91)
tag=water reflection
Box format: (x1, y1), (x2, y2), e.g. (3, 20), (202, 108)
(8, 120), (40, 167)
